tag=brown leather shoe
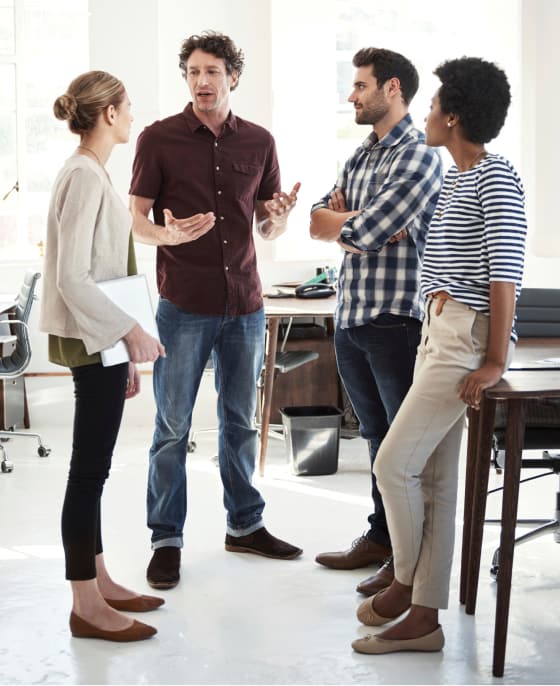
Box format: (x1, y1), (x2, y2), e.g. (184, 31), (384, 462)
(146, 546), (181, 589)
(356, 557), (394, 596)
(225, 527), (302, 560)
(69, 612), (157, 642)
(315, 535), (391, 570)
(104, 594), (165, 612)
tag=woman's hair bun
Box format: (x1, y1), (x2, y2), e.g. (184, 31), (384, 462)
(53, 93), (78, 121)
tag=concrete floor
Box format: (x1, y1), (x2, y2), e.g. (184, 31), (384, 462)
(0, 374), (558, 685)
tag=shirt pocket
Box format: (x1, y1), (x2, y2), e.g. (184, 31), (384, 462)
(231, 161), (262, 202)
(365, 171), (387, 203)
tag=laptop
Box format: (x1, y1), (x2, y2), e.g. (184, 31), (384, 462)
(96, 274), (159, 366)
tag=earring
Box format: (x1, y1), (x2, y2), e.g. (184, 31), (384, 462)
(447, 122), (452, 127)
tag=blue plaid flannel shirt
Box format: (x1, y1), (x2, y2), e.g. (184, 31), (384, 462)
(311, 114), (442, 328)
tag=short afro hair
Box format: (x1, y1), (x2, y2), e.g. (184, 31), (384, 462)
(179, 31), (244, 90)
(434, 57), (511, 144)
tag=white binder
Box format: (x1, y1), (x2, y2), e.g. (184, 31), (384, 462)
(97, 274), (159, 367)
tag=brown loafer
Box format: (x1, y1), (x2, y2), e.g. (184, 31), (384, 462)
(225, 527), (302, 560)
(70, 612), (157, 642)
(146, 546), (181, 589)
(104, 594), (165, 612)
(315, 535), (391, 570)
(356, 557), (394, 596)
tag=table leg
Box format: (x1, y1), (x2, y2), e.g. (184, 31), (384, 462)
(258, 317), (279, 477)
(493, 398), (525, 678)
(465, 395), (497, 614)
(460, 407), (479, 605)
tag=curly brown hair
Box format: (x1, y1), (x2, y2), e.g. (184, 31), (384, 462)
(179, 31), (244, 90)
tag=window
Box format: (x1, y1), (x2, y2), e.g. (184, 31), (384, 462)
(0, 0), (88, 260)
(270, 0), (522, 262)
(334, 0), (522, 175)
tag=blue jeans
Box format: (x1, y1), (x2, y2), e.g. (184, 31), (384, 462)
(334, 314), (421, 548)
(147, 298), (266, 548)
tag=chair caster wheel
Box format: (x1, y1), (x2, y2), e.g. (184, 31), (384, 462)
(490, 564), (499, 579)
(38, 446), (51, 457)
(1, 461), (14, 473)
(187, 441), (197, 453)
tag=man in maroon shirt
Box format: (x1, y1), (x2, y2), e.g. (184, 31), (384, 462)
(129, 31), (302, 589)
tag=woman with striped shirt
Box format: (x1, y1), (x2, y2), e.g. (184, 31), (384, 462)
(352, 57), (527, 654)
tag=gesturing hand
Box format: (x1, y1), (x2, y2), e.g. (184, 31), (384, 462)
(263, 182), (301, 225)
(163, 208), (216, 245)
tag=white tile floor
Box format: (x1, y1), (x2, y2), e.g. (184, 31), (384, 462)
(0, 375), (558, 685)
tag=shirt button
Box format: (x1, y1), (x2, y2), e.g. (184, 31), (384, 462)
(223, 239), (228, 244)
(217, 190), (222, 195)
(220, 216), (224, 221)
(214, 141), (218, 147)
(225, 266), (229, 271)
(216, 165), (220, 171)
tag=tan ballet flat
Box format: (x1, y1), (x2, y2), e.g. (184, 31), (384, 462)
(352, 625), (445, 654)
(356, 590), (406, 626)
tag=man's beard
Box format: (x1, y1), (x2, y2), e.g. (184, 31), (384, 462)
(355, 101), (389, 126)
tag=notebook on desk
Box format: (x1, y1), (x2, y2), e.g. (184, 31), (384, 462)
(97, 274), (159, 367)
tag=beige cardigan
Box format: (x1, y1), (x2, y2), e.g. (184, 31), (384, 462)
(39, 154), (137, 355)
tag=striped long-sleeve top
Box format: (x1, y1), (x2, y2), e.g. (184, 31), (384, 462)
(421, 153), (527, 340)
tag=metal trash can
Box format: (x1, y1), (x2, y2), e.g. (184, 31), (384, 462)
(280, 405), (343, 476)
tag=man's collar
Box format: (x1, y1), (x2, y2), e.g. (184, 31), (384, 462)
(363, 113), (414, 150)
(182, 102), (238, 134)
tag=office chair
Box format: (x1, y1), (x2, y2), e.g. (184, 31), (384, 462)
(188, 326), (319, 452)
(0, 271), (50, 473)
(485, 287), (560, 577)
(187, 355), (217, 454)
(255, 317), (319, 437)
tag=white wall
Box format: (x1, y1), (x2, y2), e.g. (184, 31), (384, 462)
(3, 0), (559, 372)
(521, 0), (560, 282)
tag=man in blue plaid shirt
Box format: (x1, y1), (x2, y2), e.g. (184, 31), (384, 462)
(310, 47), (442, 596)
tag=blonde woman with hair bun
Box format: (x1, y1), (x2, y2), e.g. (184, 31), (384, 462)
(40, 71), (166, 642)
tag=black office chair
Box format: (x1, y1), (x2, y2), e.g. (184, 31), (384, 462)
(486, 288), (560, 576)
(0, 271), (50, 473)
(255, 318), (319, 438)
(187, 320), (319, 453)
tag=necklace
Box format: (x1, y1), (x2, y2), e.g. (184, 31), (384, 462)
(77, 144), (111, 182)
(77, 145), (104, 168)
(437, 149), (487, 218)
(463, 149), (487, 171)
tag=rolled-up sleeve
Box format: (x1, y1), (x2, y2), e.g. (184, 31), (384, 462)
(340, 144), (441, 253)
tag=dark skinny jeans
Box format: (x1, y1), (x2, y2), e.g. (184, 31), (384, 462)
(62, 362), (128, 580)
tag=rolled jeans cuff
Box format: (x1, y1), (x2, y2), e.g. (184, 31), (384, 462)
(226, 518), (264, 537)
(152, 536), (183, 550)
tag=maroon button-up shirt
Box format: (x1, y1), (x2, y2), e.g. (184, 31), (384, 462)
(129, 103), (281, 315)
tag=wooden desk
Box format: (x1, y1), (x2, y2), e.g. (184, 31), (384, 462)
(509, 337), (560, 369)
(460, 358), (560, 677)
(259, 296), (336, 475)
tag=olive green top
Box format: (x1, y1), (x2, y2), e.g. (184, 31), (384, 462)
(48, 234), (138, 368)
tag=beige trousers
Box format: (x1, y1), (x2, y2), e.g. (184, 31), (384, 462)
(373, 296), (510, 609)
